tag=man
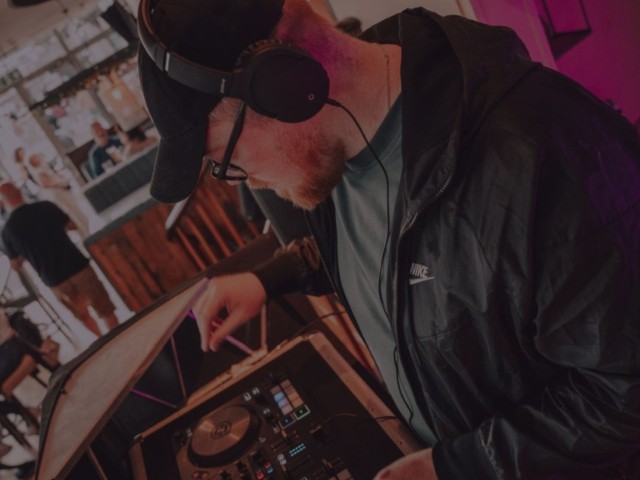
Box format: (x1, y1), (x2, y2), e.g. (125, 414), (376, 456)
(137, 0), (640, 478)
(87, 121), (124, 178)
(26, 151), (91, 238)
(0, 183), (118, 337)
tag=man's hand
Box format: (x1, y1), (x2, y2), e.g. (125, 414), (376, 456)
(373, 448), (437, 480)
(192, 273), (267, 352)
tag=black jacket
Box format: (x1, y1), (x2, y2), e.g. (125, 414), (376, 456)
(256, 9), (640, 479)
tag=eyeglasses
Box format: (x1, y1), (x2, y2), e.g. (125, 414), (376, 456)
(204, 101), (248, 182)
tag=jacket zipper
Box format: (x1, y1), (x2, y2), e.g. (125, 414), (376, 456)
(307, 212), (362, 342)
(391, 171), (455, 435)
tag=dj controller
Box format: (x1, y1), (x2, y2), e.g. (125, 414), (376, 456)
(130, 333), (421, 480)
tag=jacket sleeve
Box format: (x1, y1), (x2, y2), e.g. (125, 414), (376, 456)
(433, 110), (640, 477)
(252, 236), (334, 299)
(433, 202), (640, 478)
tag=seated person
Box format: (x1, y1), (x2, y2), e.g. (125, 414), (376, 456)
(114, 126), (158, 159)
(87, 121), (123, 178)
(0, 308), (60, 394)
(0, 307), (24, 395)
(26, 153), (71, 190)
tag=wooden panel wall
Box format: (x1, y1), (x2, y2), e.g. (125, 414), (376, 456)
(86, 179), (260, 312)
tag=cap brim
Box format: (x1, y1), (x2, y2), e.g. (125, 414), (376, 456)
(149, 119), (208, 203)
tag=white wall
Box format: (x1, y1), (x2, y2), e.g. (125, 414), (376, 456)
(469, 0), (556, 67)
(325, 0), (476, 29)
(324, 0), (555, 69)
(550, 0), (640, 123)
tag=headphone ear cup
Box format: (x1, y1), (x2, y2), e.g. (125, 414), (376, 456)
(238, 41), (329, 123)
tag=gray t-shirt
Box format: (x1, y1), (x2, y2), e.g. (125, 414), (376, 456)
(332, 97), (435, 444)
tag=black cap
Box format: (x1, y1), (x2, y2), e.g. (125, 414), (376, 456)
(138, 0), (285, 203)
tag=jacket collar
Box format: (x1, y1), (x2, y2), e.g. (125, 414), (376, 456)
(363, 9), (536, 220)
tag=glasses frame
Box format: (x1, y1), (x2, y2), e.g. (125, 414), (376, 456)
(206, 101), (248, 182)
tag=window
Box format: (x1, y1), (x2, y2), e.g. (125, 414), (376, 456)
(56, 12), (110, 51)
(1, 33), (67, 79)
(74, 33), (128, 69)
(22, 62), (78, 104)
(45, 91), (110, 152)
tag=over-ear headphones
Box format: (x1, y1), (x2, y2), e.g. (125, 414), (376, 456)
(137, 0), (330, 123)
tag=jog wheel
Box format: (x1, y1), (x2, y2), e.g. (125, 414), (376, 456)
(188, 405), (260, 467)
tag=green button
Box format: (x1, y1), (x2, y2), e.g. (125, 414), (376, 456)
(293, 405), (310, 420)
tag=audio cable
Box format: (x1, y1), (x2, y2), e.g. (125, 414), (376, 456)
(326, 98), (391, 318)
(326, 98), (415, 423)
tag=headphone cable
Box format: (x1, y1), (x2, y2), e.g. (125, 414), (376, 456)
(326, 98), (391, 318)
(328, 98), (414, 422)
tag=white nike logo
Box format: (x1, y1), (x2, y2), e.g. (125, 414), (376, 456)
(409, 262), (435, 285)
(409, 275), (435, 285)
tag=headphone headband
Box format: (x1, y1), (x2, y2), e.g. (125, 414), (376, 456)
(137, 0), (236, 96)
(136, 0), (330, 122)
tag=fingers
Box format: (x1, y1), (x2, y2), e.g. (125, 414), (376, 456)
(192, 279), (224, 351)
(208, 309), (248, 352)
(191, 273), (267, 353)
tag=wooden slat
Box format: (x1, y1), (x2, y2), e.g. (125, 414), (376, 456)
(182, 216), (219, 265)
(200, 185), (246, 247)
(193, 203), (233, 257)
(85, 180), (260, 314)
(175, 226), (207, 271)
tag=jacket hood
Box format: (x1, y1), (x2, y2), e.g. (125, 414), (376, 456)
(364, 9), (537, 214)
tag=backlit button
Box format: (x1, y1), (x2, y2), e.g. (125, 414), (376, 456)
(279, 414), (295, 428)
(293, 405), (310, 419)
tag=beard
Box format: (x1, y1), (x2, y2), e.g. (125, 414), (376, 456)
(247, 131), (346, 211)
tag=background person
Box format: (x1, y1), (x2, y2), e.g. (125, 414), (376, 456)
(11, 147), (38, 201)
(0, 183), (118, 337)
(114, 125), (158, 159)
(86, 121), (123, 178)
(25, 152), (90, 239)
(137, 0), (640, 478)
(0, 306), (59, 393)
(11, 147), (28, 183)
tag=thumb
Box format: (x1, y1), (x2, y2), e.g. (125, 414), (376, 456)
(208, 307), (253, 352)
